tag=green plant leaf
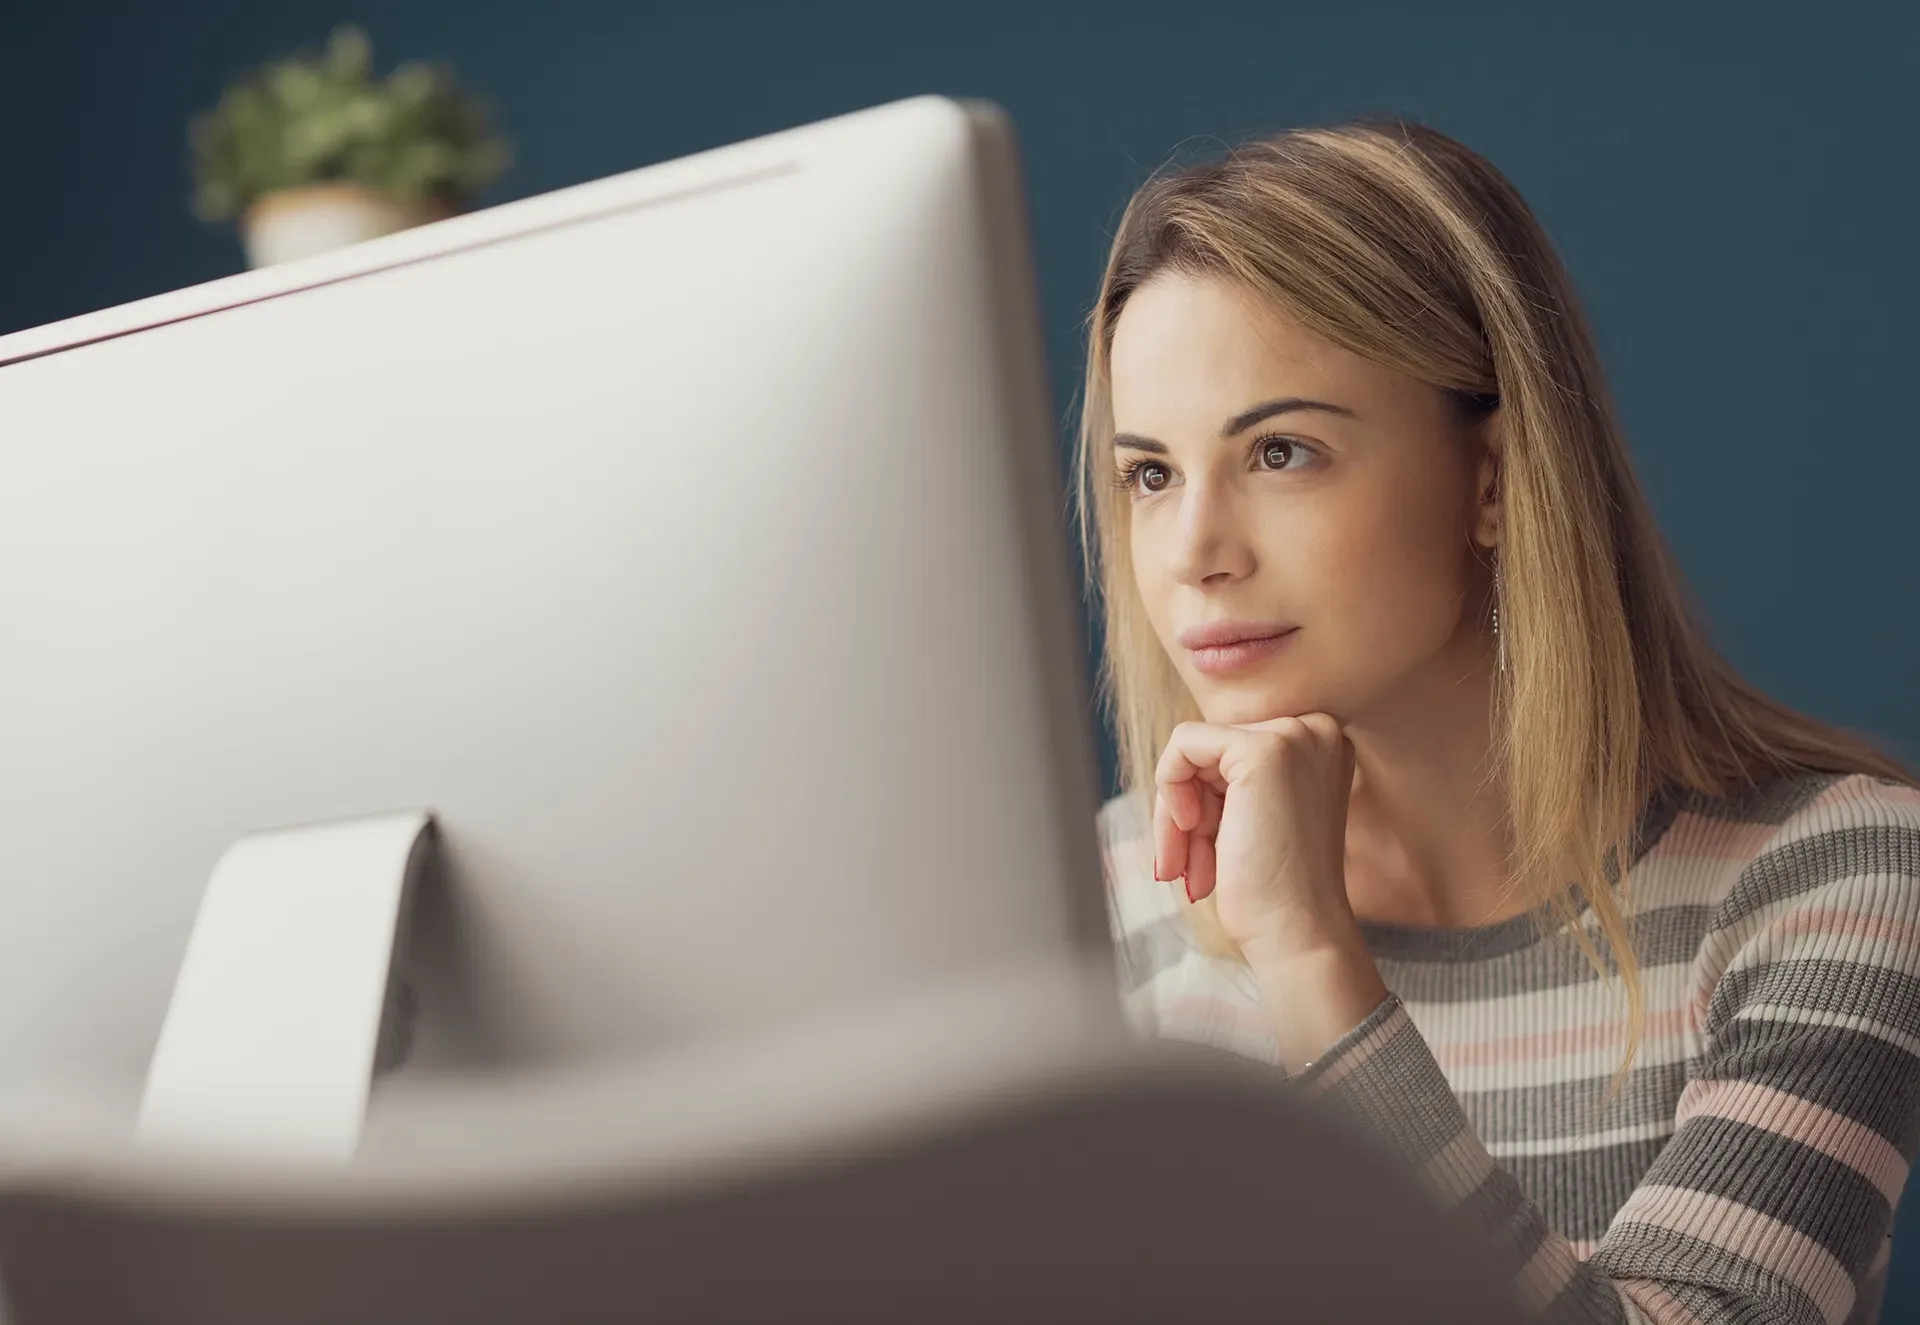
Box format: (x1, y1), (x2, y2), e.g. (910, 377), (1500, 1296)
(186, 26), (510, 222)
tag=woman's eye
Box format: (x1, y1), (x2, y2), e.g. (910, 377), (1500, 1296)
(1259, 437), (1305, 469)
(1114, 460), (1169, 495)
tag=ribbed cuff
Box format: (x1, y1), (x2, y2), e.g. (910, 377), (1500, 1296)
(1291, 992), (1403, 1090)
(1293, 993), (1496, 1210)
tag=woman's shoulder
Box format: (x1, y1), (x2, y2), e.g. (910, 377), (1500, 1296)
(1667, 769), (1920, 885)
(1676, 768), (1920, 833)
(1639, 770), (1919, 889)
(1671, 770), (1920, 994)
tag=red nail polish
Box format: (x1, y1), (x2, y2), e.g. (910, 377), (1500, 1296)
(1154, 853), (1162, 882)
(1183, 875), (1196, 904)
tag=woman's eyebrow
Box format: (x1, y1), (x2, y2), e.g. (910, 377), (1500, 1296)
(1222, 396), (1357, 434)
(1112, 396), (1357, 454)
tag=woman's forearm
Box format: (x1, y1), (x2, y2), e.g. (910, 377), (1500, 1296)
(1242, 933), (1389, 1073)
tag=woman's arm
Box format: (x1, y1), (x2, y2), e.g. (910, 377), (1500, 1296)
(1290, 775), (1920, 1325)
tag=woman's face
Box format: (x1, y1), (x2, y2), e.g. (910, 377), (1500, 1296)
(1107, 271), (1499, 728)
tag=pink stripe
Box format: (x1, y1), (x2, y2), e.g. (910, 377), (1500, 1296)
(1434, 1006), (1691, 1070)
(1612, 1185), (1853, 1324)
(1689, 901), (1920, 1027)
(1516, 1235), (1581, 1312)
(1768, 906), (1920, 952)
(1676, 1078), (1909, 1203)
(1422, 1126), (1497, 1204)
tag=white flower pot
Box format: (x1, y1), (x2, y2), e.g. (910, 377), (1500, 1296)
(240, 183), (453, 268)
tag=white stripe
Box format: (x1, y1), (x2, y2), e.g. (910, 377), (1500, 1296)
(1711, 874), (1920, 981)
(1399, 964), (1695, 1046)
(1613, 1184), (1855, 1325)
(1734, 932), (1920, 986)
(1435, 1028), (1695, 1094)
(1626, 848), (1751, 911)
(1485, 1117), (1675, 1158)
(1734, 1003), (1920, 1059)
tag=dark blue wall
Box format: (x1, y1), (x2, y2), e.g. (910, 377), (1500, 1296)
(5, 1), (1916, 779)
(6, 0), (1919, 1304)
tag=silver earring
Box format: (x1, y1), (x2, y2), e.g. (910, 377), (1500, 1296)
(1492, 599), (1506, 676)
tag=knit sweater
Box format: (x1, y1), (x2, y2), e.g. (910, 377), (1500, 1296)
(1099, 771), (1920, 1325)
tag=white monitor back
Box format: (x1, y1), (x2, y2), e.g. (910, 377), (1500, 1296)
(0, 95), (1110, 1099)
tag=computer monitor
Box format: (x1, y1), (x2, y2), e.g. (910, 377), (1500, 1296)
(0, 95), (1112, 1105)
(0, 97), (1531, 1325)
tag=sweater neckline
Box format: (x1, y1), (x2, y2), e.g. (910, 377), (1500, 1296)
(1354, 782), (1687, 963)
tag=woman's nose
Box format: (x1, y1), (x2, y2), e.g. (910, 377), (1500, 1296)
(1166, 482), (1254, 587)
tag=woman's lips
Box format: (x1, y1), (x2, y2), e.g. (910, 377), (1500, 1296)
(1187, 628), (1298, 676)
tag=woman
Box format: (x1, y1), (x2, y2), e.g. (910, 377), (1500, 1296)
(1080, 117), (1920, 1325)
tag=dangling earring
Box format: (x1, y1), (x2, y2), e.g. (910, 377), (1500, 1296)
(1492, 566), (1507, 677)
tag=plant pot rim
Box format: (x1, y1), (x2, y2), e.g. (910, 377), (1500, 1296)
(242, 183), (458, 227)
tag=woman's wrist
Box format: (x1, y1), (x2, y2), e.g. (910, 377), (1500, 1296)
(1242, 933), (1390, 1073)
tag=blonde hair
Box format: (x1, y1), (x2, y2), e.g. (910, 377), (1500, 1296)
(1073, 117), (1914, 1084)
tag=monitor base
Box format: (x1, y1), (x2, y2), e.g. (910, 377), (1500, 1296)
(137, 810), (435, 1161)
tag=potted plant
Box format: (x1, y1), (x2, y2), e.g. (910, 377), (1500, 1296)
(189, 26), (511, 268)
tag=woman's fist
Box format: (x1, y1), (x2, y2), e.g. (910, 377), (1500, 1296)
(1152, 713), (1359, 963)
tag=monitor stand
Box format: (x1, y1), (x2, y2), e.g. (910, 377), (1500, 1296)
(137, 810), (435, 1161)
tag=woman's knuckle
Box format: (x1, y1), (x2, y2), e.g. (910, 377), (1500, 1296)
(1251, 730), (1287, 761)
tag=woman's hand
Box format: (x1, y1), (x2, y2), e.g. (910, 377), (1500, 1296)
(1151, 713), (1359, 960)
(1151, 713), (1388, 1068)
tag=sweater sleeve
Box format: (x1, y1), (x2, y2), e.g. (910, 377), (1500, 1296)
(1295, 775), (1920, 1325)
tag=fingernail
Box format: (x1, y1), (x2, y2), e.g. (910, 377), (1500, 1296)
(1153, 853), (1163, 882)
(1183, 875), (1196, 905)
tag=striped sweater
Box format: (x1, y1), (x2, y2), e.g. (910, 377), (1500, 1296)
(1099, 771), (1920, 1324)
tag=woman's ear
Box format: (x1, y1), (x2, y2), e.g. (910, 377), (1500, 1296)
(1471, 410), (1503, 551)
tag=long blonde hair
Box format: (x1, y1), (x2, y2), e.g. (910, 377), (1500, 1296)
(1073, 116), (1913, 1079)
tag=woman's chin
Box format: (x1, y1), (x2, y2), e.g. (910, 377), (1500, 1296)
(1198, 687), (1329, 726)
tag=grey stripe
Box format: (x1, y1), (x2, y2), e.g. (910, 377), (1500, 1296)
(1678, 772), (1841, 827)
(1377, 903), (1716, 1001)
(1714, 821), (1920, 933)
(1498, 1136), (1669, 1242)
(1457, 1060), (1692, 1147)
(1646, 1115), (1892, 1275)
(1310, 1013), (1470, 1169)
(1708, 956), (1920, 1046)
(1668, 1273), (1852, 1325)
(1361, 900), (1571, 962)
(1588, 1222), (1827, 1322)
(1692, 1024), (1920, 1147)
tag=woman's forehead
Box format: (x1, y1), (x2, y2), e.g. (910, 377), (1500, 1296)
(1109, 275), (1422, 431)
